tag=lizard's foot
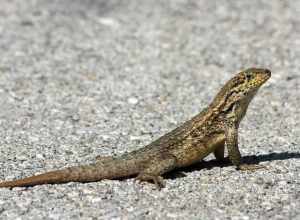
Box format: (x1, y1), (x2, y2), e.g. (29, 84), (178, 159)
(136, 173), (165, 189)
(237, 164), (267, 171)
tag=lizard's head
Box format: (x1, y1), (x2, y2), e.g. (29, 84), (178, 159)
(228, 68), (271, 99)
(213, 68), (271, 112)
(239, 68), (271, 92)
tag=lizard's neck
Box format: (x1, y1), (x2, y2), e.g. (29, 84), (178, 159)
(231, 90), (258, 125)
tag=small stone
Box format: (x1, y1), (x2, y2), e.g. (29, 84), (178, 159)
(127, 97), (138, 105)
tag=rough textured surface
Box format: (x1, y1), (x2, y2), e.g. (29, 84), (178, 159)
(0, 0), (299, 219)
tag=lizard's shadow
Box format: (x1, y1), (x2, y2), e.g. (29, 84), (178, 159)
(165, 152), (300, 180)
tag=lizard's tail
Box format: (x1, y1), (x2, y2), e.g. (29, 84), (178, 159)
(0, 160), (139, 188)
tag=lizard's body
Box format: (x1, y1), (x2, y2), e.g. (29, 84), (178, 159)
(0, 68), (271, 188)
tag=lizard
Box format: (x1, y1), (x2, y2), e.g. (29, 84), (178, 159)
(0, 68), (271, 188)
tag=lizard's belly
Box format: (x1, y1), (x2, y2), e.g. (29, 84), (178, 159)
(173, 133), (225, 167)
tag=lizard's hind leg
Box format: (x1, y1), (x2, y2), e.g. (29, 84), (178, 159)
(213, 144), (225, 161)
(136, 154), (177, 188)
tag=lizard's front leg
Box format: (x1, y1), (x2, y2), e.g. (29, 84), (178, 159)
(225, 120), (265, 171)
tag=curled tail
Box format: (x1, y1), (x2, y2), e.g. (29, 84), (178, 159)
(0, 159), (140, 188)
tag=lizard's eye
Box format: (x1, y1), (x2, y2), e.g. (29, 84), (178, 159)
(245, 73), (252, 81)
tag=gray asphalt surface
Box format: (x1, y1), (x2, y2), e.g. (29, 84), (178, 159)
(0, 0), (299, 219)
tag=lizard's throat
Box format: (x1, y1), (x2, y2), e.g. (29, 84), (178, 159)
(237, 90), (258, 121)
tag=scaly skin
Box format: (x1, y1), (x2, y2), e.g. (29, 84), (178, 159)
(0, 68), (271, 188)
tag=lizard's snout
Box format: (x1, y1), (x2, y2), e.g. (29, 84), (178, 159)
(258, 69), (271, 83)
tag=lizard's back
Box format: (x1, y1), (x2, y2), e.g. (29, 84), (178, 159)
(127, 106), (221, 160)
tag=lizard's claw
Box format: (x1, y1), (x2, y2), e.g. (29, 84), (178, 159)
(136, 174), (165, 189)
(237, 164), (267, 171)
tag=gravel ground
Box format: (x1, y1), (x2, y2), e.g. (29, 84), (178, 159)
(0, 0), (299, 219)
